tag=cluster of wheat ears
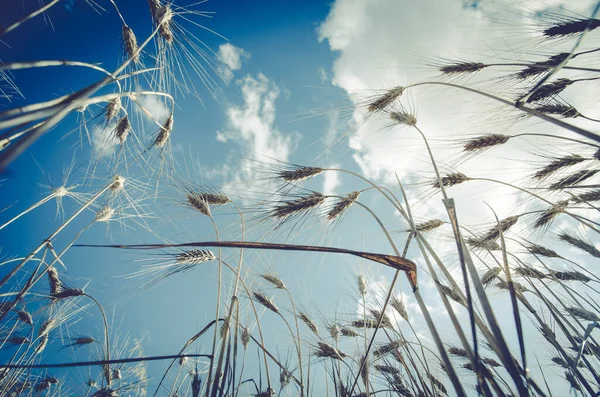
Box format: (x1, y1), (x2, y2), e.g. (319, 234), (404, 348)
(1, 1), (600, 396)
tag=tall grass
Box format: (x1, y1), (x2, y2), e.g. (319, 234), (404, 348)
(1, 1), (600, 396)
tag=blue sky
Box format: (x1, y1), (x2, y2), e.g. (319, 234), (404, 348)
(1, 0), (600, 396)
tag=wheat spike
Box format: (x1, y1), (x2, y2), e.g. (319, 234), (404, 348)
(514, 266), (546, 279)
(571, 190), (600, 204)
(252, 291), (279, 314)
(279, 166), (323, 182)
(533, 155), (586, 180)
(314, 341), (347, 360)
(105, 98), (121, 123)
(154, 115), (173, 148)
(340, 327), (359, 337)
(463, 134), (510, 152)
(544, 18), (600, 37)
(480, 267), (502, 287)
(551, 270), (591, 283)
(411, 219), (444, 233)
(327, 191), (360, 221)
(122, 25), (139, 62)
(374, 339), (405, 357)
(261, 273), (286, 289)
(517, 53), (569, 79)
(389, 110), (417, 127)
(566, 306), (600, 322)
(534, 200), (568, 229)
(367, 86), (404, 112)
(439, 62), (486, 75)
(390, 296), (408, 320)
(533, 103), (580, 118)
(523, 78), (573, 103)
(270, 192), (325, 219)
(526, 243), (560, 258)
(558, 232), (600, 258)
(175, 249), (216, 265)
(433, 173), (469, 188)
(115, 116), (131, 144)
(298, 312), (318, 334)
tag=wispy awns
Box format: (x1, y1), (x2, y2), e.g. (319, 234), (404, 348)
(217, 43), (250, 84)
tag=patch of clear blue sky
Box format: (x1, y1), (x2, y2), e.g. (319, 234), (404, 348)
(0, 0), (389, 391)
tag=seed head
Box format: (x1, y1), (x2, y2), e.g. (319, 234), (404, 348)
(122, 25), (139, 62)
(480, 267), (502, 287)
(433, 173), (469, 189)
(367, 86), (404, 113)
(551, 270), (591, 283)
(105, 98), (121, 123)
(154, 115), (173, 148)
(314, 341), (347, 360)
(440, 61), (486, 75)
(53, 288), (85, 300)
(523, 78), (573, 103)
(115, 116), (131, 144)
(463, 134), (510, 152)
(92, 388), (118, 397)
(526, 243), (560, 258)
(261, 273), (286, 290)
(340, 327), (359, 337)
(110, 175), (125, 192)
(559, 232), (600, 258)
(175, 250), (216, 265)
(17, 310), (33, 325)
(533, 155), (586, 180)
(566, 306), (600, 322)
(326, 191), (360, 221)
(279, 166), (323, 182)
(412, 219), (444, 233)
(533, 103), (580, 118)
(252, 291), (279, 314)
(270, 192), (325, 219)
(95, 205), (115, 222)
(298, 312), (318, 334)
(240, 326), (250, 349)
(544, 18), (600, 37)
(390, 296), (408, 320)
(389, 110), (417, 127)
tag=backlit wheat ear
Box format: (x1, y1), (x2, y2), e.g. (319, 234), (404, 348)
(91, 388), (118, 397)
(438, 283), (465, 306)
(566, 307), (600, 322)
(356, 274), (367, 297)
(514, 266), (546, 280)
(533, 103), (580, 118)
(558, 232), (600, 258)
(411, 219), (444, 233)
(480, 215), (519, 243)
(154, 115), (173, 148)
(326, 191), (360, 221)
(17, 310), (33, 326)
(448, 346), (468, 358)
(186, 192), (211, 216)
(375, 364), (399, 375)
(270, 192), (325, 219)
(534, 200), (568, 229)
(298, 312), (318, 334)
(115, 116), (131, 144)
(390, 296), (408, 321)
(516, 53), (569, 79)
(340, 327), (359, 337)
(261, 273), (286, 290)
(374, 340), (405, 357)
(533, 154), (586, 180)
(105, 98), (121, 124)
(122, 25), (139, 62)
(240, 326), (250, 349)
(314, 341), (347, 360)
(279, 166), (323, 182)
(544, 18), (600, 37)
(369, 308), (392, 328)
(526, 243), (560, 258)
(480, 267), (502, 287)
(367, 86), (404, 113)
(433, 173), (469, 188)
(110, 175), (125, 192)
(252, 291), (279, 314)
(463, 134), (510, 152)
(47, 267), (62, 298)
(175, 249), (216, 265)
(428, 374), (447, 395)
(95, 205), (115, 222)
(53, 288), (85, 300)
(550, 169), (599, 189)
(466, 237), (501, 251)
(156, 4), (174, 43)
(389, 109), (417, 127)
(551, 270), (591, 283)
(439, 61), (486, 75)
(328, 324), (341, 341)
(496, 280), (528, 294)
(521, 78), (573, 104)
(571, 190), (600, 204)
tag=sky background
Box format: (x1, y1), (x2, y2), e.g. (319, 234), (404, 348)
(1, 0), (600, 395)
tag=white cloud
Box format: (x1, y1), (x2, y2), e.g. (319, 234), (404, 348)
(323, 167), (340, 196)
(217, 43), (250, 83)
(218, 73), (297, 162)
(317, 66), (328, 83)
